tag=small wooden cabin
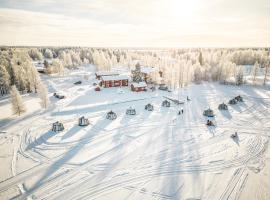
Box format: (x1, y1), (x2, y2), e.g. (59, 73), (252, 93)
(131, 82), (147, 92)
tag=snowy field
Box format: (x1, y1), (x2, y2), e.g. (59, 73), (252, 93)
(0, 66), (270, 200)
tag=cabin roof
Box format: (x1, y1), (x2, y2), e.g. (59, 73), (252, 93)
(95, 71), (119, 76)
(131, 82), (147, 88)
(101, 75), (129, 81)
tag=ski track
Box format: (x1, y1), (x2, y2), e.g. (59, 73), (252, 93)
(1, 76), (270, 200)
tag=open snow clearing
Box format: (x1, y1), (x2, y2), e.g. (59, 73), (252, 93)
(0, 67), (270, 200)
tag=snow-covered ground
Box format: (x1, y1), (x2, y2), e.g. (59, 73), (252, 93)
(0, 66), (270, 200)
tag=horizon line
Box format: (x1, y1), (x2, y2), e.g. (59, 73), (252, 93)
(1, 45), (270, 50)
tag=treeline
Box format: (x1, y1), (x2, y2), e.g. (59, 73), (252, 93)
(0, 47), (135, 95)
(0, 49), (40, 95)
(1, 47), (270, 97)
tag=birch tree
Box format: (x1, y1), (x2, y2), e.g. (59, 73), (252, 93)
(38, 82), (49, 109)
(198, 51), (203, 66)
(252, 61), (259, 85)
(10, 85), (25, 116)
(193, 62), (202, 83)
(52, 59), (64, 75)
(27, 64), (41, 92)
(263, 59), (270, 85)
(0, 65), (10, 95)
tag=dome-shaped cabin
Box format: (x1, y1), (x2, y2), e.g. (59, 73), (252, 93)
(126, 107), (136, 115)
(235, 95), (243, 102)
(203, 108), (214, 117)
(78, 116), (89, 126)
(162, 100), (171, 107)
(106, 111), (117, 120)
(52, 121), (64, 132)
(229, 99), (237, 105)
(145, 103), (154, 111)
(218, 103), (228, 110)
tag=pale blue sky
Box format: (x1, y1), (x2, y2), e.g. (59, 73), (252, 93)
(0, 0), (269, 47)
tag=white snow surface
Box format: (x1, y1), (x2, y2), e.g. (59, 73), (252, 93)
(0, 66), (270, 200)
(140, 66), (155, 74)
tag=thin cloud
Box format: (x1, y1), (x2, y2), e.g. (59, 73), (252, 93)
(0, 0), (269, 47)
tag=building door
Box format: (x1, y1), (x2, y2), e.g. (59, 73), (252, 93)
(122, 80), (128, 86)
(109, 81), (113, 87)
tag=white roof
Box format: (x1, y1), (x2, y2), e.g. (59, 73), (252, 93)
(131, 82), (147, 88)
(95, 71), (119, 76)
(101, 75), (129, 81)
(140, 66), (155, 74)
(111, 66), (130, 73)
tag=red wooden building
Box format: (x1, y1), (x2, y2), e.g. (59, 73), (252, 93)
(100, 75), (129, 88)
(131, 82), (147, 92)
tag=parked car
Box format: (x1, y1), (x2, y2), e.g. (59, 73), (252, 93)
(74, 81), (82, 85)
(53, 92), (65, 99)
(158, 84), (168, 91)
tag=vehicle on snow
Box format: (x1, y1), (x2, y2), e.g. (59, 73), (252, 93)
(53, 92), (65, 99)
(158, 84), (168, 91)
(74, 81), (82, 85)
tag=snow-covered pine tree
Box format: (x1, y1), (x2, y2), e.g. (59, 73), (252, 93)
(27, 64), (41, 93)
(38, 81), (49, 109)
(44, 49), (53, 59)
(10, 85), (25, 116)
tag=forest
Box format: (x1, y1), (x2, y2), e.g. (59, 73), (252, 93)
(0, 47), (270, 98)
